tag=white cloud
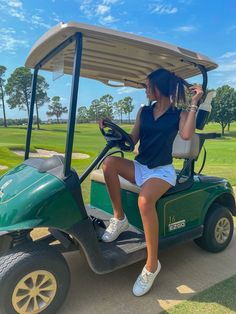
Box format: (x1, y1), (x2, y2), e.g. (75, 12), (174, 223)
(80, 0), (94, 18)
(220, 52), (236, 59)
(80, 0), (120, 25)
(174, 25), (196, 32)
(35, 8), (44, 14)
(117, 87), (137, 95)
(0, 0), (50, 28)
(152, 3), (178, 14)
(31, 15), (51, 29)
(8, 0), (22, 8)
(99, 15), (118, 25)
(0, 0), (25, 20)
(216, 62), (236, 73)
(0, 28), (28, 53)
(51, 12), (61, 23)
(213, 55), (236, 88)
(103, 0), (120, 4)
(96, 4), (110, 15)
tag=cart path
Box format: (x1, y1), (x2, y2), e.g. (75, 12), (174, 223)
(58, 230), (236, 314)
(11, 149), (90, 159)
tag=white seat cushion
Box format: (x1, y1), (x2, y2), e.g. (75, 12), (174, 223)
(90, 169), (141, 194)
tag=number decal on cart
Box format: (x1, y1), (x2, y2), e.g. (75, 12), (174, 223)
(168, 216), (176, 224)
(168, 219), (186, 232)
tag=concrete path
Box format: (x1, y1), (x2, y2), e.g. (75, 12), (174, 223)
(58, 229), (236, 314)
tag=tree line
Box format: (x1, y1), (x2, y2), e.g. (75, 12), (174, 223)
(0, 65), (236, 135)
(77, 95), (134, 123)
(0, 65), (135, 129)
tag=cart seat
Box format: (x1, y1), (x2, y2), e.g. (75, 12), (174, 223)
(23, 155), (65, 179)
(91, 133), (200, 195)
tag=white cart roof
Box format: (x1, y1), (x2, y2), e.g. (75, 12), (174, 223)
(25, 21), (217, 88)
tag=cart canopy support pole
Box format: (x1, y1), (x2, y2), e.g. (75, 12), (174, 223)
(64, 33), (83, 177)
(24, 69), (38, 160)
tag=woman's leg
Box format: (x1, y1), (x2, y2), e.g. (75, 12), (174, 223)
(102, 156), (136, 242)
(102, 156), (135, 219)
(133, 178), (171, 296)
(138, 178), (171, 272)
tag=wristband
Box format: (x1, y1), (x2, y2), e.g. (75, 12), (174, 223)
(188, 104), (198, 112)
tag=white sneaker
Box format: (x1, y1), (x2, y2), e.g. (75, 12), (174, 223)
(133, 261), (161, 296)
(102, 215), (129, 242)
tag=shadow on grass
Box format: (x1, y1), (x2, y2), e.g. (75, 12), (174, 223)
(4, 126), (81, 134)
(161, 275), (236, 313)
(227, 130), (236, 137)
(5, 126), (28, 131)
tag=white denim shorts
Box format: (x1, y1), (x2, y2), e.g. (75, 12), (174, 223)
(134, 161), (177, 187)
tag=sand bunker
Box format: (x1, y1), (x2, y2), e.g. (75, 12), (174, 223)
(0, 165), (8, 170)
(12, 149), (90, 159)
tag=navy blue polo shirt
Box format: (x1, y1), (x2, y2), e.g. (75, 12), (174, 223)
(135, 104), (182, 168)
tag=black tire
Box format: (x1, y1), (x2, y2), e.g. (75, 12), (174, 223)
(0, 242), (70, 314)
(194, 203), (234, 253)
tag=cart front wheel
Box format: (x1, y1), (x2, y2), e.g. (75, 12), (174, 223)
(0, 242), (70, 314)
(194, 204), (234, 253)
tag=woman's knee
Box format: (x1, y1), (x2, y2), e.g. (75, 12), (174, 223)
(102, 156), (119, 172)
(102, 156), (135, 183)
(138, 195), (157, 216)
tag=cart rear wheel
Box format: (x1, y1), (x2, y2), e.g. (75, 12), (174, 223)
(0, 242), (70, 314)
(194, 203), (234, 253)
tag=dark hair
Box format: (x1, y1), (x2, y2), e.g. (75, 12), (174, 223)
(147, 68), (188, 104)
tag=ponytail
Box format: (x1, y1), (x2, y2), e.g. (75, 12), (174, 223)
(147, 68), (188, 105)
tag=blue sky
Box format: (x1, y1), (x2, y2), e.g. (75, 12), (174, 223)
(0, 0), (236, 120)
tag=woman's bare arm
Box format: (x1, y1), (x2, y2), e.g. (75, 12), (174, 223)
(179, 85), (203, 140)
(130, 107), (143, 145)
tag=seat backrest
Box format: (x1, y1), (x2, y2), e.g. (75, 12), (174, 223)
(134, 133), (200, 160)
(172, 133), (200, 160)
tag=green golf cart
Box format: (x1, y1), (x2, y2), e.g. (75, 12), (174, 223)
(0, 22), (235, 314)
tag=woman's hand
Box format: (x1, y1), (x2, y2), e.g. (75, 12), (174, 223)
(98, 119), (104, 129)
(99, 117), (112, 129)
(189, 85), (204, 106)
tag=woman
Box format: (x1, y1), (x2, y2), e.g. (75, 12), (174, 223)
(101, 68), (203, 296)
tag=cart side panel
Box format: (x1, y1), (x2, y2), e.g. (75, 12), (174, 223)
(90, 177), (233, 238)
(90, 180), (205, 237)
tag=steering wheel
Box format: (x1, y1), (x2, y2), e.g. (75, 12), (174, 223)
(99, 119), (134, 152)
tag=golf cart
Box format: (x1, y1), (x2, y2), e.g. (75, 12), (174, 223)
(0, 21), (235, 314)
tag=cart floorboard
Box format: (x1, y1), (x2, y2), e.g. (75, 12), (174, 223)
(86, 205), (147, 256)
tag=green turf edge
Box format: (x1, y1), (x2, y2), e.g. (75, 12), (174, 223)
(161, 274), (236, 314)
